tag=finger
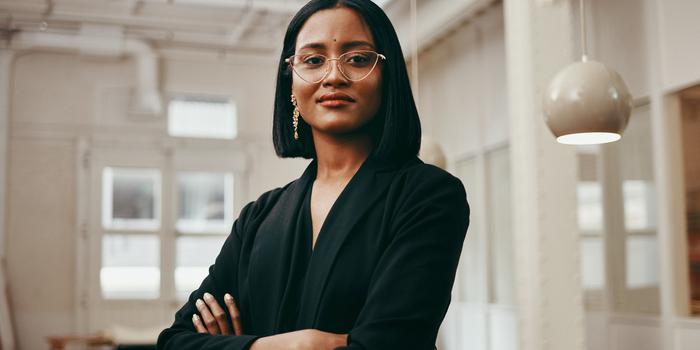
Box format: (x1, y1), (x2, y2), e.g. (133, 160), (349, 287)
(225, 293), (244, 336)
(192, 314), (208, 334)
(195, 298), (221, 335)
(203, 293), (231, 335)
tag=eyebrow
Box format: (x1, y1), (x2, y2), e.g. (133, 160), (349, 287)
(297, 40), (376, 51)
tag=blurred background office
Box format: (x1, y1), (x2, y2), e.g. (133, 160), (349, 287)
(0, 0), (699, 349)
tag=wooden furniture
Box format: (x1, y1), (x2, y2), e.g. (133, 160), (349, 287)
(0, 259), (15, 350)
(46, 334), (114, 350)
(689, 225), (700, 315)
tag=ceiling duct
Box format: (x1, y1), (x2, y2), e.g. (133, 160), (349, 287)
(11, 25), (162, 115)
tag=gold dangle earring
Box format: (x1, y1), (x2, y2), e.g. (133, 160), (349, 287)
(290, 94), (300, 140)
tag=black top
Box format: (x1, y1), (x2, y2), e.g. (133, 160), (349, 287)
(157, 155), (470, 350)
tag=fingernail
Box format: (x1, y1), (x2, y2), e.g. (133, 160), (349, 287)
(196, 299), (204, 307)
(192, 314), (199, 321)
(225, 293), (233, 301)
(203, 293), (213, 301)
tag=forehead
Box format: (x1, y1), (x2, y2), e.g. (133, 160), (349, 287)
(295, 7), (375, 50)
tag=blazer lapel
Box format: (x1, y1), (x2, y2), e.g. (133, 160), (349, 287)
(247, 160), (316, 333)
(297, 155), (400, 327)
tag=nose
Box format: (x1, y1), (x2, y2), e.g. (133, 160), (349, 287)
(322, 58), (350, 87)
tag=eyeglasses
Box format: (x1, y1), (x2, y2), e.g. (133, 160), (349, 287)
(285, 50), (386, 84)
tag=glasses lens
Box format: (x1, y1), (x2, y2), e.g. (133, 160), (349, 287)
(339, 51), (379, 81)
(291, 54), (327, 83)
(290, 51), (381, 83)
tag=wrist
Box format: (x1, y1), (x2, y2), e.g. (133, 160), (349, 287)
(248, 335), (290, 350)
(249, 337), (265, 350)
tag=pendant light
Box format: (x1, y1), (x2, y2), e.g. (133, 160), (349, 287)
(542, 0), (632, 145)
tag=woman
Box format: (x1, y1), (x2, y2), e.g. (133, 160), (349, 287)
(157, 0), (469, 349)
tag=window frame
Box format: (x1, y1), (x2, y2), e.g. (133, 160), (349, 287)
(452, 141), (513, 307)
(577, 103), (661, 313)
(77, 136), (249, 332)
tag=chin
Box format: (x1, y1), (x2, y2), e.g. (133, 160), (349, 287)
(313, 113), (357, 128)
(320, 119), (377, 137)
(305, 109), (378, 135)
(317, 123), (362, 135)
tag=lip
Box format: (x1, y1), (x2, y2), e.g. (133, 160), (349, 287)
(319, 99), (354, 107)
(317, 92), (356, 107)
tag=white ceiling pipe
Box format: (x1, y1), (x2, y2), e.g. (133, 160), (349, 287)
(10, 31), (162, 115)
(168, 0), (301, 13)
(0, 0), (300, 17)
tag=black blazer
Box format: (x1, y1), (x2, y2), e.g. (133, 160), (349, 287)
(157, 155), (470, 350)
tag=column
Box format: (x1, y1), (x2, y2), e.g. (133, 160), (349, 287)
(503, 1), (586, 350)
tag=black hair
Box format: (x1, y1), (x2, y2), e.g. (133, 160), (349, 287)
(272, 0), (421, 162)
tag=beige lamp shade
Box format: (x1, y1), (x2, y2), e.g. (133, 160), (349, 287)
(543, 60), (632, 145)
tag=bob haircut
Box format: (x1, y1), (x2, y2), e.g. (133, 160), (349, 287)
(272, 0), (421, 162)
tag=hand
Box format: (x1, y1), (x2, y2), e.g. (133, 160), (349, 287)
(250, 329), (347, 350)
(192, 292), (244, 336)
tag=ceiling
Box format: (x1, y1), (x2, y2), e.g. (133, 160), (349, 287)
(0, 0), (394, 56)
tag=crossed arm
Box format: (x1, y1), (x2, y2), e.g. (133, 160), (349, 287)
(190, 291), (347, 350)
(158, 170), (469, 350)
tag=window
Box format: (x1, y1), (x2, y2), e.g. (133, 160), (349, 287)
(618, 106), (659, 294)
(454, 156), (483, 303)
(453, 146), (513, 306)
(98, 168), (235, 301)
(102, 167), (161, 231)
(175, 171), (234, 300)
(175, 236), (227, 300)
(575, 104), (660, 313)
(176, 172), (234, 234)
(101, 234), (160, 299)
(576, 150), (605, 292)
(168, 95), (238, 140)
(100, 167), (162, 299)
(81, 136), (247, 332)
(485, 147), (513, 305)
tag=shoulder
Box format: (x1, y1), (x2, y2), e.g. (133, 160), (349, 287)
(233, 178), (299, 235)
(384, 158), (470, 237)
(381, 157), (469, 221)
(240, 176), (302, 215)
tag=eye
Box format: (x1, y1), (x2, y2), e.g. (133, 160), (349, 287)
(302, 54), (326, 66)
(345, 52), (372, 66)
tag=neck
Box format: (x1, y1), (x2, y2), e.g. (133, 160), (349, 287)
(312, 130), (374, 182)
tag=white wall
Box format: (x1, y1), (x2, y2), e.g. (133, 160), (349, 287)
(586, 0), (650, 99)
(657, 0), (700, 92)
(417, 5), (508, 157)
(5, 50), (305, 350)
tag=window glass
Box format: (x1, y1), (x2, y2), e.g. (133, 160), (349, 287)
(625, 236), (659, 289)
(454, 157), (483, 303)
(101, 234), (160, 299)
(486, 148), (513, 305)
(175, 236), (227, 300)
(168, 96), (237, 139)
(102, 167), (161, 231)
(580, 237), (605, 289)
(177, 172), (234, 234)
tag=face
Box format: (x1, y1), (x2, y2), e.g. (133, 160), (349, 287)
(291, 7), (383, 137)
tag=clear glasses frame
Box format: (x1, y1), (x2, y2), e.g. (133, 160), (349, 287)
(285, 50), (387, 84)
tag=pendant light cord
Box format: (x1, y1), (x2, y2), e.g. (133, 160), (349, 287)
(580, 0), (588, 62)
